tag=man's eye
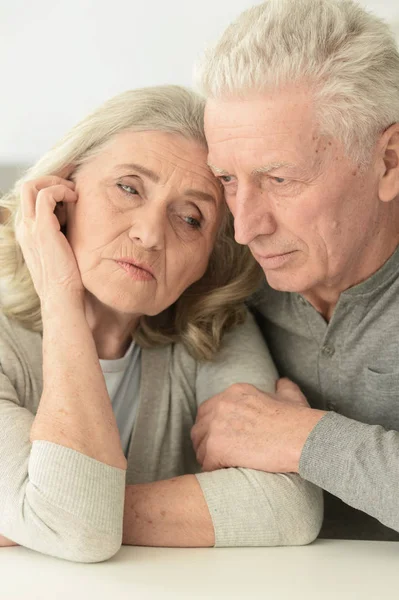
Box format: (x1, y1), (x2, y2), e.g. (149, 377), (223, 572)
(118, 183), (139, 195)
(272, 177), (286, 184)
(219, 175), (233, 184)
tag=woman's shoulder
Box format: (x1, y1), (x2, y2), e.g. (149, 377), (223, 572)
(0, 311), (43, 398)
(167, 309), (268, 368)
(0, 310), (41, 352)
(195, 308), (278, 401)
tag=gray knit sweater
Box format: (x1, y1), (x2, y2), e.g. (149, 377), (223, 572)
(0, 310), (322, 561)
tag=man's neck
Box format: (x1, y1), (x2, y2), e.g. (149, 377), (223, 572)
(302, 234), (399, 322)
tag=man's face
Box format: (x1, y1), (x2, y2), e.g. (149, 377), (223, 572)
(205, 88), (384, 299)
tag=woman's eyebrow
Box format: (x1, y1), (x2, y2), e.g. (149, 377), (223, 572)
(115, 163), (160, 183)
(115, 165), (216, 205)
(183, 190), (216, 205)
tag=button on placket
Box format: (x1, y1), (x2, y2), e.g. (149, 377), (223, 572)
(318, 338), (338, 411)
(321, 344), (335, 357)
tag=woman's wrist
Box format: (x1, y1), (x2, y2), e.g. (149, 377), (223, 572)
(41, 292), (85, 324)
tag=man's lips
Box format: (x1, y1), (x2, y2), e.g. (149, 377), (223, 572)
(253, 251), (297, 269)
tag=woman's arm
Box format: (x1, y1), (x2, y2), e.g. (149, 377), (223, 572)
(123, 476), (214, 547)
(122, 312), (322, 547)
(0, 368), (125, 561)
(33, 307), (126, 469)
(0, 177), (126, 561)
(0, 535), (17, 547)
(122, 472), (321, 547)
(16, 176), (126, 468)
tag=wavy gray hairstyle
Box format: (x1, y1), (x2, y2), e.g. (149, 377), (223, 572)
(0, 85), (262, 360)
(197, 0), (399, 165)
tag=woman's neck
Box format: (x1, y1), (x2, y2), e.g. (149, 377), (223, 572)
(84, 292), (140, 359)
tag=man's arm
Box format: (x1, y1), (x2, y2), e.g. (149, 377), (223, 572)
(192, 378), (399, 533)
(298, 411), (399, 533)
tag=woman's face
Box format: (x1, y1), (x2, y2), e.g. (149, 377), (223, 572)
(65, 130), (223, 316)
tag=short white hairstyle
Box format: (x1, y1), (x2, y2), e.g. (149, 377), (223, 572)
(197, 0), (399, 164)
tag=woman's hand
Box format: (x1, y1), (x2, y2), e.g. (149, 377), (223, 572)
(0, 534), (18, 547)
(15, 176), (84, 313)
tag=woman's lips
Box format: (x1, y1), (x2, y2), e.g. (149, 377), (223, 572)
(116, 260), (155, 281)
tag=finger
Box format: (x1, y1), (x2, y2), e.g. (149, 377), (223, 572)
(21, 181), (39, 220)
(33, 176), (75, 192)
(196, 396), (217, 420)
(202, 450), (222, 472)
(195, 436), (207, 466)
(21, 177), (75, 220)
(35, 185), (77, 224)
(276, 377), (307, 404)
(191, 419), (209, 452)
(56, 164), (75, 181)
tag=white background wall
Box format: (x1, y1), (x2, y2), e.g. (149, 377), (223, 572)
(1, 0), (398, 164)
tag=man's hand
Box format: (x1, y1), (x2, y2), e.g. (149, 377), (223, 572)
(191, 378), (326, 473)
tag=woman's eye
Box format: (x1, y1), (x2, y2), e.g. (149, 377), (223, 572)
(118, 183), (139, 195)
(183, 216), (201, 229)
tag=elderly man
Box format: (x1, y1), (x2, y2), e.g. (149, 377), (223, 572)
(192, 0), (399, 540)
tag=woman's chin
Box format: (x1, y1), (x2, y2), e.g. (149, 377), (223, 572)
(84, 288), (155, 318)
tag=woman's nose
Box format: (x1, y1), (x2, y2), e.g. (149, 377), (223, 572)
(128, 209), (165, 250)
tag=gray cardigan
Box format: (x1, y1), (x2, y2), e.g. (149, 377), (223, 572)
(0, 310), (322, 562)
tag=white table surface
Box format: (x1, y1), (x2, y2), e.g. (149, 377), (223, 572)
(1, 539), (397, 600)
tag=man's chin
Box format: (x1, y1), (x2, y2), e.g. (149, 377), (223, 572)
(263, 269), (310, 294)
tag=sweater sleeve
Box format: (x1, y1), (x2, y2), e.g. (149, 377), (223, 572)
(0, 370), (126, 562)
(194, 311), (323, 546)
(299, 411), (399, 533)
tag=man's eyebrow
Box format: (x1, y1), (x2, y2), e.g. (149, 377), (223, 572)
(184, 189), (216, 205)
(115, 163), (160, 183)
(207, 163), (230, 175)
(207, 161), (296, 176)
(252, 162), (295, 175)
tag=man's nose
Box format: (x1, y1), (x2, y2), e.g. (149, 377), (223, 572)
(128, 207), (165, 250)
(232, 188), (277, 246)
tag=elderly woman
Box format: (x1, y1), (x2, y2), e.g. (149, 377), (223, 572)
(0, 86), (322, 562)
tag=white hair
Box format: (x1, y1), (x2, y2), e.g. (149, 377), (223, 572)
(196, 0), (399, 164)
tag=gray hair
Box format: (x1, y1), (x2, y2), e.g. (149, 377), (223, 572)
(196, 0), (399, 165)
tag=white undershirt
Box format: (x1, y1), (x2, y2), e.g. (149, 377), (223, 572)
(99, 340), (142, 456)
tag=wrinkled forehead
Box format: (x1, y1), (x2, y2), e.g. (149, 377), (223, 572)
(79, 128), (224, 203)
(205, 94), (328, 176)
(205, 92), (320, 141)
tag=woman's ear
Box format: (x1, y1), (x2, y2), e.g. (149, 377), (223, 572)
(378, 123), (399, 203)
